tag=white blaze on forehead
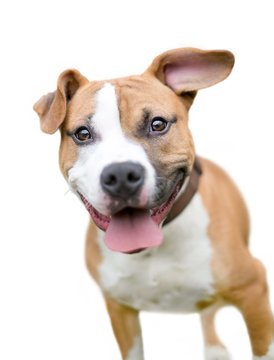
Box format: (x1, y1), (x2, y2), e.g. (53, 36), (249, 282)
(92, 83), (121, 138)
(90, 83), (151, 162)
(68, 82), (156, 215)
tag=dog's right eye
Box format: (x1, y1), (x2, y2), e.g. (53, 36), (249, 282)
(74, 127), (92, 142)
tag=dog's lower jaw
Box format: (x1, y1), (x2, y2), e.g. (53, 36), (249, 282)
(78, 178), (183, 253)
(79, 178), (183, 230)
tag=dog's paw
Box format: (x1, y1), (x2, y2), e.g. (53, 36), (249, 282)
(205, 346), (231, 360)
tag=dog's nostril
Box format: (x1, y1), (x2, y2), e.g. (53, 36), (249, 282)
(127, 171), (141, 183)
(105, 175), (117, 186)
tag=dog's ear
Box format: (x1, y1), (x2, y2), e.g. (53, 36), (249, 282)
(33, 69), (89, 134)
(145, 48), (234, 107)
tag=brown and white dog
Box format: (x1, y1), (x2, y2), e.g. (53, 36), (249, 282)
(34, 48), (274, 360)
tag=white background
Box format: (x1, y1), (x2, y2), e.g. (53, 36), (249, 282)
(1, 0), (274, 359)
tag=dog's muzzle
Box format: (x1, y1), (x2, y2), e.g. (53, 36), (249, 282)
(79, 161), (186, 254)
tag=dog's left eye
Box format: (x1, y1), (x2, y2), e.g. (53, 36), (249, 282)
(150, 117), (168, 132)
(74, 127), (92, 142)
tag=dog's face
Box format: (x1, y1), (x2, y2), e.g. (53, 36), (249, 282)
(34, 48), (234, 253)
(61, 76), (193, 215)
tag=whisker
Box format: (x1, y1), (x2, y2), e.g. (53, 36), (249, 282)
(64, 188), (73, 196)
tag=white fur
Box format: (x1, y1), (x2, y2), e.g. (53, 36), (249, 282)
(253, 343), (274, 359)
(68, 83), (156, 215)
(126, 336), (144, 360)
(99, 193), (214, 313)
(205, 345), (231, 360)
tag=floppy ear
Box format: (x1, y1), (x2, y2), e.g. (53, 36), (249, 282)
(145, 47), (234, 107)
(33, 69), (89, 134)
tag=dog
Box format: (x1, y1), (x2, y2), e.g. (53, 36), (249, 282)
(33, 48), (274, 360)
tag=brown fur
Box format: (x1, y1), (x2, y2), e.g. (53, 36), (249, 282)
(200, 301), (227, 348)
(105, 297), (142, 359)
(199, 159), (274, 355)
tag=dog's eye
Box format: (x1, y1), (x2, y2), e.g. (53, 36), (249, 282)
(151, 117), (168, 132)
(74, 127), (92, 142)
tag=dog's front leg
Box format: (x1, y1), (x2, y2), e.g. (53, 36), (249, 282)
(105, 296), (144, 360)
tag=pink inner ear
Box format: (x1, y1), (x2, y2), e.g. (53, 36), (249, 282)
(164, 53), (229, 93)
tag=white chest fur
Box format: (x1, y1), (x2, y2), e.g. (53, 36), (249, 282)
(98, 193), (215, 313)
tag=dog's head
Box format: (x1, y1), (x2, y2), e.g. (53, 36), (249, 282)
(34, 48), (234, 254)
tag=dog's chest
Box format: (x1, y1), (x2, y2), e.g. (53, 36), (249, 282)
(98, 193), (215, 313)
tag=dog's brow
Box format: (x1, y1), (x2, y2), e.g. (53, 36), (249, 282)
(143, 109), (151, 121)
(171, 115), (177, 124)
(134, 109), (151, 135)
(66, 114), (94, 135)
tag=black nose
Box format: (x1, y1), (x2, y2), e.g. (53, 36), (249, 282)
(100, 162), (145, 199)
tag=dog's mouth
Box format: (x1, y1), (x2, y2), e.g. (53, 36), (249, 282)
(79, 181), (182, 254)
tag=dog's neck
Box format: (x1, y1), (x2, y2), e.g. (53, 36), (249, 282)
(164, 157), (203, 226)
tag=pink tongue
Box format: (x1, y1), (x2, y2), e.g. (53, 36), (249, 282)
(104, 208), (163, 253)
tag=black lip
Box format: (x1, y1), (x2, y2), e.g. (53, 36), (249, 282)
(152, 168), (186, 208)
(125, 248), (146, 255)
